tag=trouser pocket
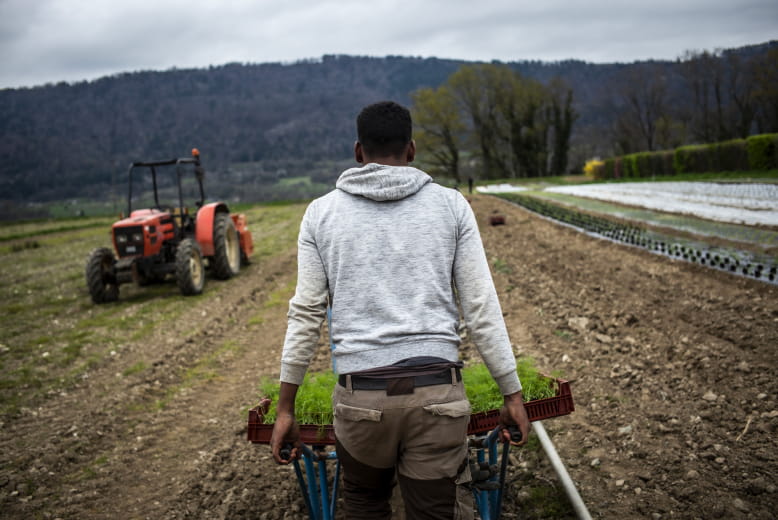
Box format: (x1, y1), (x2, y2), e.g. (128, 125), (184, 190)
(332, 388), (392, 467)
(422, 399), (471, 418)
(334, 402), (382, 422)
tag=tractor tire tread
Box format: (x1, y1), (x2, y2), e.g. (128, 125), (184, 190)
(212, 212), (240, 280)
(176, 238), (205, 296)
(85, 247), (119, 304)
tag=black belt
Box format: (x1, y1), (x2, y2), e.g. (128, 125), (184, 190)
(338, 367), (461, 393)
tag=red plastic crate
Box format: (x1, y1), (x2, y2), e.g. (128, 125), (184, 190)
(466, 378), (574, 435)
(247, 378), (574, 445)
(248, 399), (336, 445)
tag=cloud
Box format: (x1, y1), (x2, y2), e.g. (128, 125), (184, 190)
(1, 0), (776, 88)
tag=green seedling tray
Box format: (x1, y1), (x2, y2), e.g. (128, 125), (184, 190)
(247, 377), (574, 445)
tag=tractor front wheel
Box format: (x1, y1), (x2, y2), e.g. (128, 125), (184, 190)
(212, 212), (241, 279)
(176, 238), (205, 296)
(86, 247), (119, 303)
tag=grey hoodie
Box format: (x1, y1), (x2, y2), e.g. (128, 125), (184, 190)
(280, 163), (521, 395)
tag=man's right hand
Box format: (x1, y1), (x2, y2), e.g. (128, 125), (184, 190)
(270, 413), (302, 464)
(499, 391), (530, 446)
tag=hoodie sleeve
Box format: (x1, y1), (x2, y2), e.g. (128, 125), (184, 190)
(452, 194), (522, 395)
(280, 202), (329, 385)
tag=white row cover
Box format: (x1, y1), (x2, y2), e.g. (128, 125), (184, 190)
(544, 182), (778, 227)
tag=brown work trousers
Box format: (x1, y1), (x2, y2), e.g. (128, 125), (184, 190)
(332, 376), (474, 520)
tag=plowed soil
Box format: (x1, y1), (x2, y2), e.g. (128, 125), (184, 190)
(2, 193), (777, 519)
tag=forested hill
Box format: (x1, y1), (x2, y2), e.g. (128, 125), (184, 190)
(1, 56), (465, 204)
(1, 42), (776, 209)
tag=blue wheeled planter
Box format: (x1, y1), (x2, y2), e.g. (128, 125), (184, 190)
(287, 444), (341, 520)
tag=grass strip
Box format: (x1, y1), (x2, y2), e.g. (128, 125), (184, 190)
(0, 220), (112, 242)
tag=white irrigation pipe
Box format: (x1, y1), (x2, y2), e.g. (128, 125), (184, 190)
(534, 421), (593, 520)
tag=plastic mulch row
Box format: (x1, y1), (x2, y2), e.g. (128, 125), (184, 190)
(247, 378), (574, 445)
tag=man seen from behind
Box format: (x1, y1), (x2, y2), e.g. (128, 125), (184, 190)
(270, 100), (530, 519)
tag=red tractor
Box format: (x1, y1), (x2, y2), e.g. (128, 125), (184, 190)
(86, 149), (253, 303)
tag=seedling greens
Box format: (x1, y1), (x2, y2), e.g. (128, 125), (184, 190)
(259, 371), (339, 425)
(258, 358), (559, 425)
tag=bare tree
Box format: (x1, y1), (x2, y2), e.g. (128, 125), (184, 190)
(548, 78), (577, 175)
(411, 86), (464, 182)
(723, 53), (757, 138)
(620, 63), (668, 151)
(750, 48), (778, 133)
(678, 49), (760, 142)
(680, 50), (720, 142)
(415, 63), (577, 180)
(448, 64), (513, 179)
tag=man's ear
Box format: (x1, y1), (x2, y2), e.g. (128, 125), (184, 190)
(354, 141), (364, 164)
(406, 140), (416, 163)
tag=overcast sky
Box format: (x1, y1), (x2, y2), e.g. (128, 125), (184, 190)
(1, 0), (776, 89)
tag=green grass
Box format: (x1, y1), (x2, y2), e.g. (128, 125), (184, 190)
(523, 485), (576, 517)
(263, 279), (297, 308)
(242, 203), (307, 259)
(492, 257), (511, 274)
(154, 339), (244, 410)
(0, 217), (112, 242)
(277, 176), (331, 191)
(122, 361), (148, 377)
(247, 315), (265, 326)
(77, 453), (110, 481)
(257, 358), (561, 425)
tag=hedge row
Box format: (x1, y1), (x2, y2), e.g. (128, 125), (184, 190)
(592, 133), (778, 180)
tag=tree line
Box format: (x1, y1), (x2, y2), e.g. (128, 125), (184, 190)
(411, 64), (575, 183)
(613, 46), (778, 155)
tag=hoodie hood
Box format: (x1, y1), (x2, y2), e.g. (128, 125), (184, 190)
(336, 163), (432, 202)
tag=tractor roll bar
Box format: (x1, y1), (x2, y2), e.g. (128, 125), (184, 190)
(125, 152), (205, 215)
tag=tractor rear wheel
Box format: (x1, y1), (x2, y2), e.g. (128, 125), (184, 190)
(212, 212), (240, 280)
(176, 238), (205, 296)
(86, 247), (119, 303)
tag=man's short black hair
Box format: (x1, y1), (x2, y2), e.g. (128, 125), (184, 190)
(357, 101), (412, 158)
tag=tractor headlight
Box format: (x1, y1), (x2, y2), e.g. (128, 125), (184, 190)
(132, 233), (143, 242)
(116, 235), (128, 243)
